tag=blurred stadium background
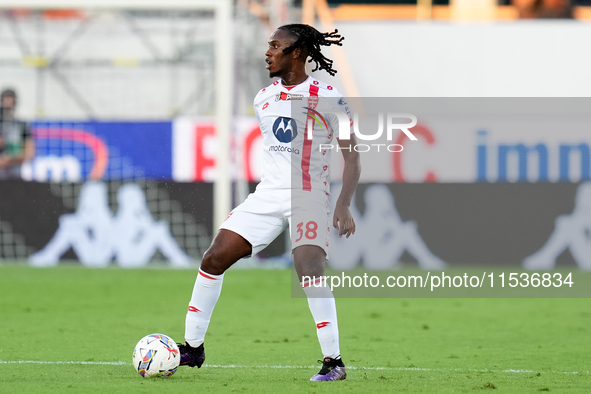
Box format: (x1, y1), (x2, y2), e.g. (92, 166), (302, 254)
(1, 0), (590, 270)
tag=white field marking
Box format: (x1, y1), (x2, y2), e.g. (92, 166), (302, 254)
(0, 361), (587, 375)
(0, 361), (127, 365)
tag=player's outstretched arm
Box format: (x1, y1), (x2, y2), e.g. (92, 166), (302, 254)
(334, 135), (361, 238)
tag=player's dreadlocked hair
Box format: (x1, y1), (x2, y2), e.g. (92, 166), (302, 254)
(278, 24), (344, 76)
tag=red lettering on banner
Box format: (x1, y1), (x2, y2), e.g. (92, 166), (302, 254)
(393, 124), (437, 183)
(195, 125), (216, 181)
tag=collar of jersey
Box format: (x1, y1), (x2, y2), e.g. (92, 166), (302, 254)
(280, 75), (312, 90)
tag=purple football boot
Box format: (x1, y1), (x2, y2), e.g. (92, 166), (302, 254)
(177, 342), (205, 368)
(310, 357), (347, 381)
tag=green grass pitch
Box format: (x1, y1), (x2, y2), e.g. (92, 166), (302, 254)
(0, 264), (590, 393)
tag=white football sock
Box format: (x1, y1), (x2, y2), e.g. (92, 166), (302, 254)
(302, 277), (341, 359)
(185, 268), (224, 347)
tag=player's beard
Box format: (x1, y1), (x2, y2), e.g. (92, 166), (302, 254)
(269, 68), (281, 78)
(268, 56), (290, 79)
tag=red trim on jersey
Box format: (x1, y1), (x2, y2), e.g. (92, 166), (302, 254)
(284, 85), (295, 91)
(199, 270), (217, 280)
(302, 85), (319, 191)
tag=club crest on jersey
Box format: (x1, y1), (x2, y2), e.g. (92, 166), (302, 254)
(272, 117), (298, 143)
(276, 92), (304, 101)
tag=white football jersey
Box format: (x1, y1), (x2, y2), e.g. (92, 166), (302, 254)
(253, 76), (352, 194)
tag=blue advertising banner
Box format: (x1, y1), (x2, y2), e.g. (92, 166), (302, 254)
(26, 121), (173, 181)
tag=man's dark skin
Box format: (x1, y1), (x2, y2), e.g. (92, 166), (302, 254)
(201, 29), (361, 281)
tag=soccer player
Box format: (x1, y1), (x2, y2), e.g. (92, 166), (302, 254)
(0, 89), (34, 179)
(179, 24), (361, 382)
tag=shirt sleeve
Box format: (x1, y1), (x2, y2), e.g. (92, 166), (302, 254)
(326, 96), (353, 139)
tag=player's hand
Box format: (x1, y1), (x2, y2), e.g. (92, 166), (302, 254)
(333, 201), (355, 239)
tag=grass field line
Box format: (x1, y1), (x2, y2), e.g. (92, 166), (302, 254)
(0, 360), (128, 366)
(1, 361), (588, 375)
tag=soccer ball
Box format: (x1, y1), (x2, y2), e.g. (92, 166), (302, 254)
(132, 333), (180, 378)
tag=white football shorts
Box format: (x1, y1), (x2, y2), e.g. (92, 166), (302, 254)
(220, 188), (331, 257)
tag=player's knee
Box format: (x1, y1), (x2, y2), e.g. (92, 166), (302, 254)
(201, 248), (230, 275)
(294, 245), (326, 279)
